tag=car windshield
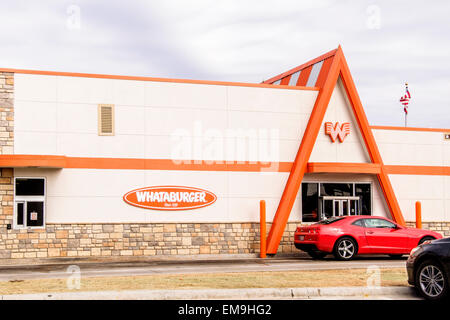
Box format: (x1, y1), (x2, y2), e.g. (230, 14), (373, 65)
(314, 217), (345, 225)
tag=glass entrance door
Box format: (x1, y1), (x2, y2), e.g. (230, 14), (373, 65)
(321, 196), (360, 220)
(333, 199), (348, 216)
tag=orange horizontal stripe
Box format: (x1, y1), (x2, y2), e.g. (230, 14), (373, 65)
(384, 165), (450, 176)
(0, 67), (319, 92)
(371, 125), (450, 133)
(66, 157), (294, 172)
(2, 155), (449, 175)
(306, 162), (381, 174)
(0, 155), (293, 172)
(0, 155), (67, 168)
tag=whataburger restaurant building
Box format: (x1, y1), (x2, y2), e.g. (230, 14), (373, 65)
(0, 46), (449, 261)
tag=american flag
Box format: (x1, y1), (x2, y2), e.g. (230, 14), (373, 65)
(399, 83), (411, 114)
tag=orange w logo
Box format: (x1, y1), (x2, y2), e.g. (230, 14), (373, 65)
(324, 122), (350, 143)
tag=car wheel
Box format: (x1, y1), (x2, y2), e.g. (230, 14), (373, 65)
(333, 237), (357, 261)
(415, 259), (448, 300)
(307, 251), (327, 260)
(388, 254), (403, 259)
(419, 236), (435, 245)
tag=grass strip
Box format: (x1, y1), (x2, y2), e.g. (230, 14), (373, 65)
(0, 268), (408, 295)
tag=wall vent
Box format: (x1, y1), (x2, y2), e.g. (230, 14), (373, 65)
(98, 104), (114, 136)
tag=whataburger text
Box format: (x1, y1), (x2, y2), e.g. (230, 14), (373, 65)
(123, 186), (217, 211)
(136, 190), (207, 203)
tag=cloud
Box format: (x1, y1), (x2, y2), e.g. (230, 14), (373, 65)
(0, 0), (448, 127)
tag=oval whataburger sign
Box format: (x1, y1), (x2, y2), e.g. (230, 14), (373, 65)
(123, 186), (217, 211)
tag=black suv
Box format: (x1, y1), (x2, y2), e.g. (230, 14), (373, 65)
(407, 237), (450, 300)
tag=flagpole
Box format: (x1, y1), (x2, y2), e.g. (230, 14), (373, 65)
(400, 82), (410, 127)
(405, 82), (408, 127)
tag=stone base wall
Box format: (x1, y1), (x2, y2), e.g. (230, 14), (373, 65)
(405, 221), (450, 237)
(1, 221), (298, 260)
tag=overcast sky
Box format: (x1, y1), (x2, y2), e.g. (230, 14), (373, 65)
(1, 0), (449, 128)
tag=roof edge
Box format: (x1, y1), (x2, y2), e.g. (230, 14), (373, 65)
(0, 67), (319, 91)
(371, 125), (450, 133)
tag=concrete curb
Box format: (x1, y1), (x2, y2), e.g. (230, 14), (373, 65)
(0, 286), (416, 300)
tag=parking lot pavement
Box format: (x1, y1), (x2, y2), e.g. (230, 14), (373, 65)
(0, 255), (407, 281)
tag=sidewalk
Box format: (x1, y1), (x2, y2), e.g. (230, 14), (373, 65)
(0, 252), (306, 269)
(0, 286), (418, 300)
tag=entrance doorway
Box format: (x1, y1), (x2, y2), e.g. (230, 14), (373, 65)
(301, 182), (371, 222)
(320, 196), (360, 220)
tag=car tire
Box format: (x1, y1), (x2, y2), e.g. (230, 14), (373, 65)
(418, 236), (435, 245)
(333, 237), (357, 261)
(415, 259), (448, 300)
(307, 251), (327, 260)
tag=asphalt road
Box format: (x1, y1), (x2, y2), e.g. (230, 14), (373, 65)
(0, 255), (408, 281)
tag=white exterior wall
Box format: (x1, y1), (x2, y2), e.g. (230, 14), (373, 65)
(11, 73), (450, 224)
(373, 129), (450, 222)
(13, 74), (318, 162)
(373, 129), (449, 166)
(309, 78), (370, 163)
(14, 168), (302, 223)
(388, 174), (450, 222)
(13, 74), (317, 223)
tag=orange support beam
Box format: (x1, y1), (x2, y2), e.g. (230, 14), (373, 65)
(260, 200), (267, 259)
(265, 48), (343, 254)
(416, 201), (422, 229)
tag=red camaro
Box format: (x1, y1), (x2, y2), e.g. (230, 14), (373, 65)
(294, 216), (443, 260)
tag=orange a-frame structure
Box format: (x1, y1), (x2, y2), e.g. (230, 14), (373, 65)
(263, 46), (406, 254)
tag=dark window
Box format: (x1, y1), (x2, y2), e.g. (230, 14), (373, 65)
(302, 183), (319, 222)
(26, 202), (44, 227)
(352, 219), (365, 227)
(320, 183), (353, 197)
(355, 184), (371, 215)
(323, 199), (333, 219)
(15, 178), (45, 196)
(16, 202), (24, 226)
(14, 178), (45, 228)
(364, 218), (396, 229)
